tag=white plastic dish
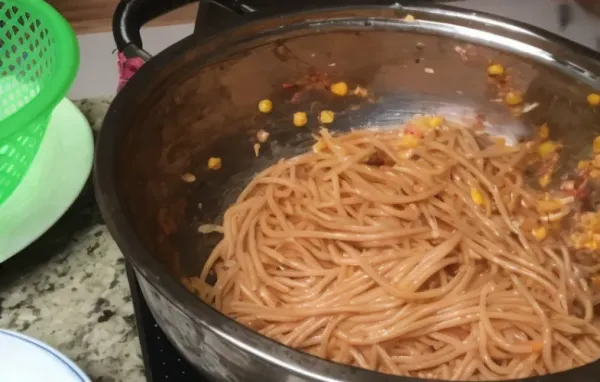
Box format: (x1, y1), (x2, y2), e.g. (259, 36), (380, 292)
(0, 98), (94, 263)
(0, 329), (91, 382)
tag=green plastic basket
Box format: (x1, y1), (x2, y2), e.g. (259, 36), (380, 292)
(0, 0), (79, 205)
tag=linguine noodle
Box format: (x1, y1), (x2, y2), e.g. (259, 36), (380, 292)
(186, 118), (600, 380)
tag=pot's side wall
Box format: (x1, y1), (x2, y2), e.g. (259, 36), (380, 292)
(137, 271), (312, 382)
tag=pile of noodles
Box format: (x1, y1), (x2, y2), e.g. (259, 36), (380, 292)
(186, 117), (600, 380)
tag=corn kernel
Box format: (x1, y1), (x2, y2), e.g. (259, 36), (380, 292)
(537, 199), (563, 213)
(585, 239), (599, 250)
(320, 110), (335, 124)
(353, 86), (368, 97)
(505, 91), (522, 106)
(313, 140), (327, 153)
(427, 116), (444, 129)
(591, 169), (600, 179)
(181, 173), (196, 183)
(587, 93), (600, 106)
(404, 14), (415, 21)
(594, 136), (600, 154)
(257, 129), (270, 143)
(538, 174), (551, 188)
(208, 157), (222, 170)
(470, 188), (484, 205)
(539, 124), (549, 139)
(538, 141), (557, 158)
(531, 226), (547, 241)
(399, 134), (420, 148)
(293, 112), (307, 127)
(258, 99), (273, 113)
(487, 64), (504, 76)
(578, 160), (591, 171)
(330, 82), (349, 96)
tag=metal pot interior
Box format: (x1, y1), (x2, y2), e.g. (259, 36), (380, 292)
(103, 5), (600, 380)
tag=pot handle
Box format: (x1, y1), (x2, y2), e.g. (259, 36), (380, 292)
(113, 0), (248, 60)
(114, 0), (457, 60)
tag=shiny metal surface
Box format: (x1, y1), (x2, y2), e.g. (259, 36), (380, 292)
(575, 0), (600, 20)
(95, 5), (600, 382)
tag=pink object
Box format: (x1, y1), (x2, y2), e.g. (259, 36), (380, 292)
(117, 51), (145, 91)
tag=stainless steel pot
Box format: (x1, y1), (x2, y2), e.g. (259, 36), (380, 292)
(95, 1), (600, 381)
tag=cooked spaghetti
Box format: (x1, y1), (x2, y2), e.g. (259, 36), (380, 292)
(186, 115), (600, 380)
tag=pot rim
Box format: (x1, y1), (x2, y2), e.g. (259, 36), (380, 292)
(95, 4), (600, 381)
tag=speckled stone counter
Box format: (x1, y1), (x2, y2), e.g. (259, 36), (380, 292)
(0, 98), (145, 382)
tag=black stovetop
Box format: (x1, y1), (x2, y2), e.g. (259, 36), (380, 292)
(125, 263), (205, 382)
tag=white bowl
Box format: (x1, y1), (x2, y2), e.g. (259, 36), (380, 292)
(0, 329), (91, 382)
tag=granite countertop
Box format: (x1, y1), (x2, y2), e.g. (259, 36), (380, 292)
(0, 98), (145, 382)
